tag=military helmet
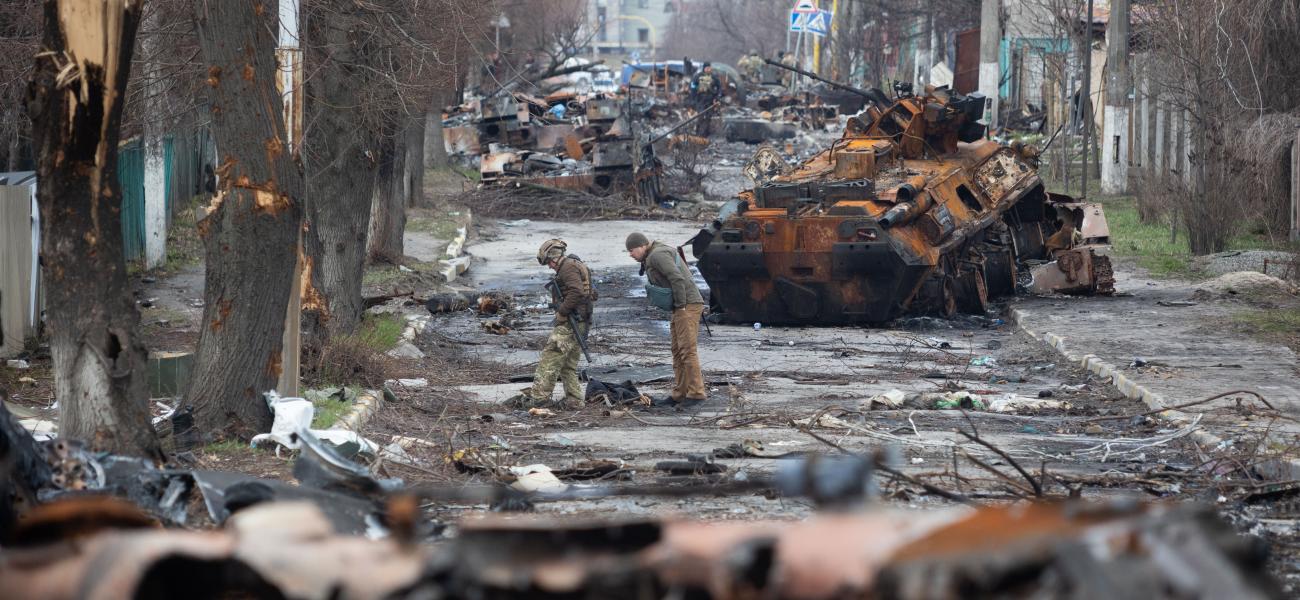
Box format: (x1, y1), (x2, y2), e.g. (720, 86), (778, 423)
(537, 239), (567, 264)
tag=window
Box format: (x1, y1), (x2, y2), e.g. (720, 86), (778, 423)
(638, 28), (649, 43)
(596, 7), (607, 41)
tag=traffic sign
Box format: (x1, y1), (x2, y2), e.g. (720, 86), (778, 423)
(789, 11), (808, 32)
(805, 9), (832, 36)
(791, 0), (817, 14)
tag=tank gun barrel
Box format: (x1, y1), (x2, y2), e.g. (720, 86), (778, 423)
(647, 102), (719, 146)
(763, 59), (891, 110)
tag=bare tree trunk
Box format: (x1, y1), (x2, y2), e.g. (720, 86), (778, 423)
(405, 111), (426, 208)
(301, 0), (379, 341)
(424, 94), (449, 170)
(184, 0), (305, 439)
(367, 131), (406, 263)
(27, 0), (160, 459)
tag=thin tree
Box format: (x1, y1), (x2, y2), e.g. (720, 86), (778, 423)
(26, 0), (161, 458)
(183, 0), (305, 438)
(299, 0), (487, 345)
(300, 0), (384, 340)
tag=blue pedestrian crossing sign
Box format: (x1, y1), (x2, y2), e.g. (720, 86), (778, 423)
(805, 9), (832, 36)
(789, 0), (817, 32)
(789, 4), (832, 36)
(789, 11), (807, 32)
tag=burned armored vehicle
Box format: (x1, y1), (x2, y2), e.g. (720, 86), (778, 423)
(694, 77), (1112, 325)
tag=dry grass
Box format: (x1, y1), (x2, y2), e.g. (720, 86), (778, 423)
(302, 315), (402, 389)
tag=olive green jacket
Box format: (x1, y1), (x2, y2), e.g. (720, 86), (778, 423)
(643, 241), (703, 308)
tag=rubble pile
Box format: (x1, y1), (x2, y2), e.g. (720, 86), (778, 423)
(442, 60), (861, 205)
(0, 386), (1282, 600)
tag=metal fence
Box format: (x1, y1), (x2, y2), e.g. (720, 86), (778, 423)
(116, 128), (213, 262)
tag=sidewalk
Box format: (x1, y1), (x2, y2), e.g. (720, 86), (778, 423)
(1012, 261), (1300, 477)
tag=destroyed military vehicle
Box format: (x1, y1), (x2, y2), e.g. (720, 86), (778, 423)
(693, 78), (1112, 325)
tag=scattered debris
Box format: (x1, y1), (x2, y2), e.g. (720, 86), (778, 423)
(509, 464), (568, 494)
(385, 378), (429, 389)
(584, 378), (649, 406)
(481, 320), (510, 335)
(863, 389), (906, 410)
(655, 456), (727, 475)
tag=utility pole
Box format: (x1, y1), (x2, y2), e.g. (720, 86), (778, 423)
(1080, 0), (1094, 200)
(978, 0), (1000, 130)
(277, 0), (303, 397)
(1101, 0), (1130, 195)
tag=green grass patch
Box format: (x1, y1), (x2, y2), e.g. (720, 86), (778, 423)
(1094, 196), (1199, 278)
(201, 439), (259, 455)
(1235, 307), (1300, 335)
(310, 395), (351, 429)
(1225, 231), (1300, 253)
(355, 312), (405, 352)
(141, 306), (189, 324)
(363, 265), (403, 286)
(128, 196), (207, 275)
(1232, 307), (1300, 353)
(455, 166), (480, 182)
(406, 216), (461, 240)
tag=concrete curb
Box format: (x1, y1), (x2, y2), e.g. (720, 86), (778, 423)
(332, 388), (383, 433)
(1009, 306), (1300, 480)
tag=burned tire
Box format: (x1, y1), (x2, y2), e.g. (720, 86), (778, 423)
(915, 273), (958, 317)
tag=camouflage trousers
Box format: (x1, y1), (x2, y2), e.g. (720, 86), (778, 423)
(527, 320), (589, 404)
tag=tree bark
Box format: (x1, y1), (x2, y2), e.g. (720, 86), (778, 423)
(5, 108), (20, 172)
(366, 130), (406, 263)
(301, 0), (380, 341)
(184, 0), (305, 439)
(424, 94), (450, 170)
(405, 111), (426, 208)
(26, 0), (161, 459)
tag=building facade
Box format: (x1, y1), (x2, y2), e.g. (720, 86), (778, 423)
(587, 0), (678, 63)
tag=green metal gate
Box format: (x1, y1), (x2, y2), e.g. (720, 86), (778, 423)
(117, 131), (207, 263)
(118, 139), (145, 262)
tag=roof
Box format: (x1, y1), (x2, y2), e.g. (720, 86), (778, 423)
(0, 171), (36, 187)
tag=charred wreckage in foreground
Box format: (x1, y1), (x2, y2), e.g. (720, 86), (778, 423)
(0, 399), (1282, 599)
(693, 67), (1114, 325)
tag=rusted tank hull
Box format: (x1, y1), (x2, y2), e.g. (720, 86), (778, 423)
(699, 225), (935, 325)
(697, 123), (1114, 324)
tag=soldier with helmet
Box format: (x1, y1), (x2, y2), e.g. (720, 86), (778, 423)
(691, 63), (719, 104)
(509, 239), (597, 409)
(738, 49), (763, 85)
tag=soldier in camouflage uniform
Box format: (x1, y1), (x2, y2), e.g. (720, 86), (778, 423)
(508, 239), (596, 409)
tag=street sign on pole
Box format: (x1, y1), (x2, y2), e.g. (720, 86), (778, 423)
(805, 10), (832, 36)
(789, 0), (817, 89)
(789, 12), (808, 32)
